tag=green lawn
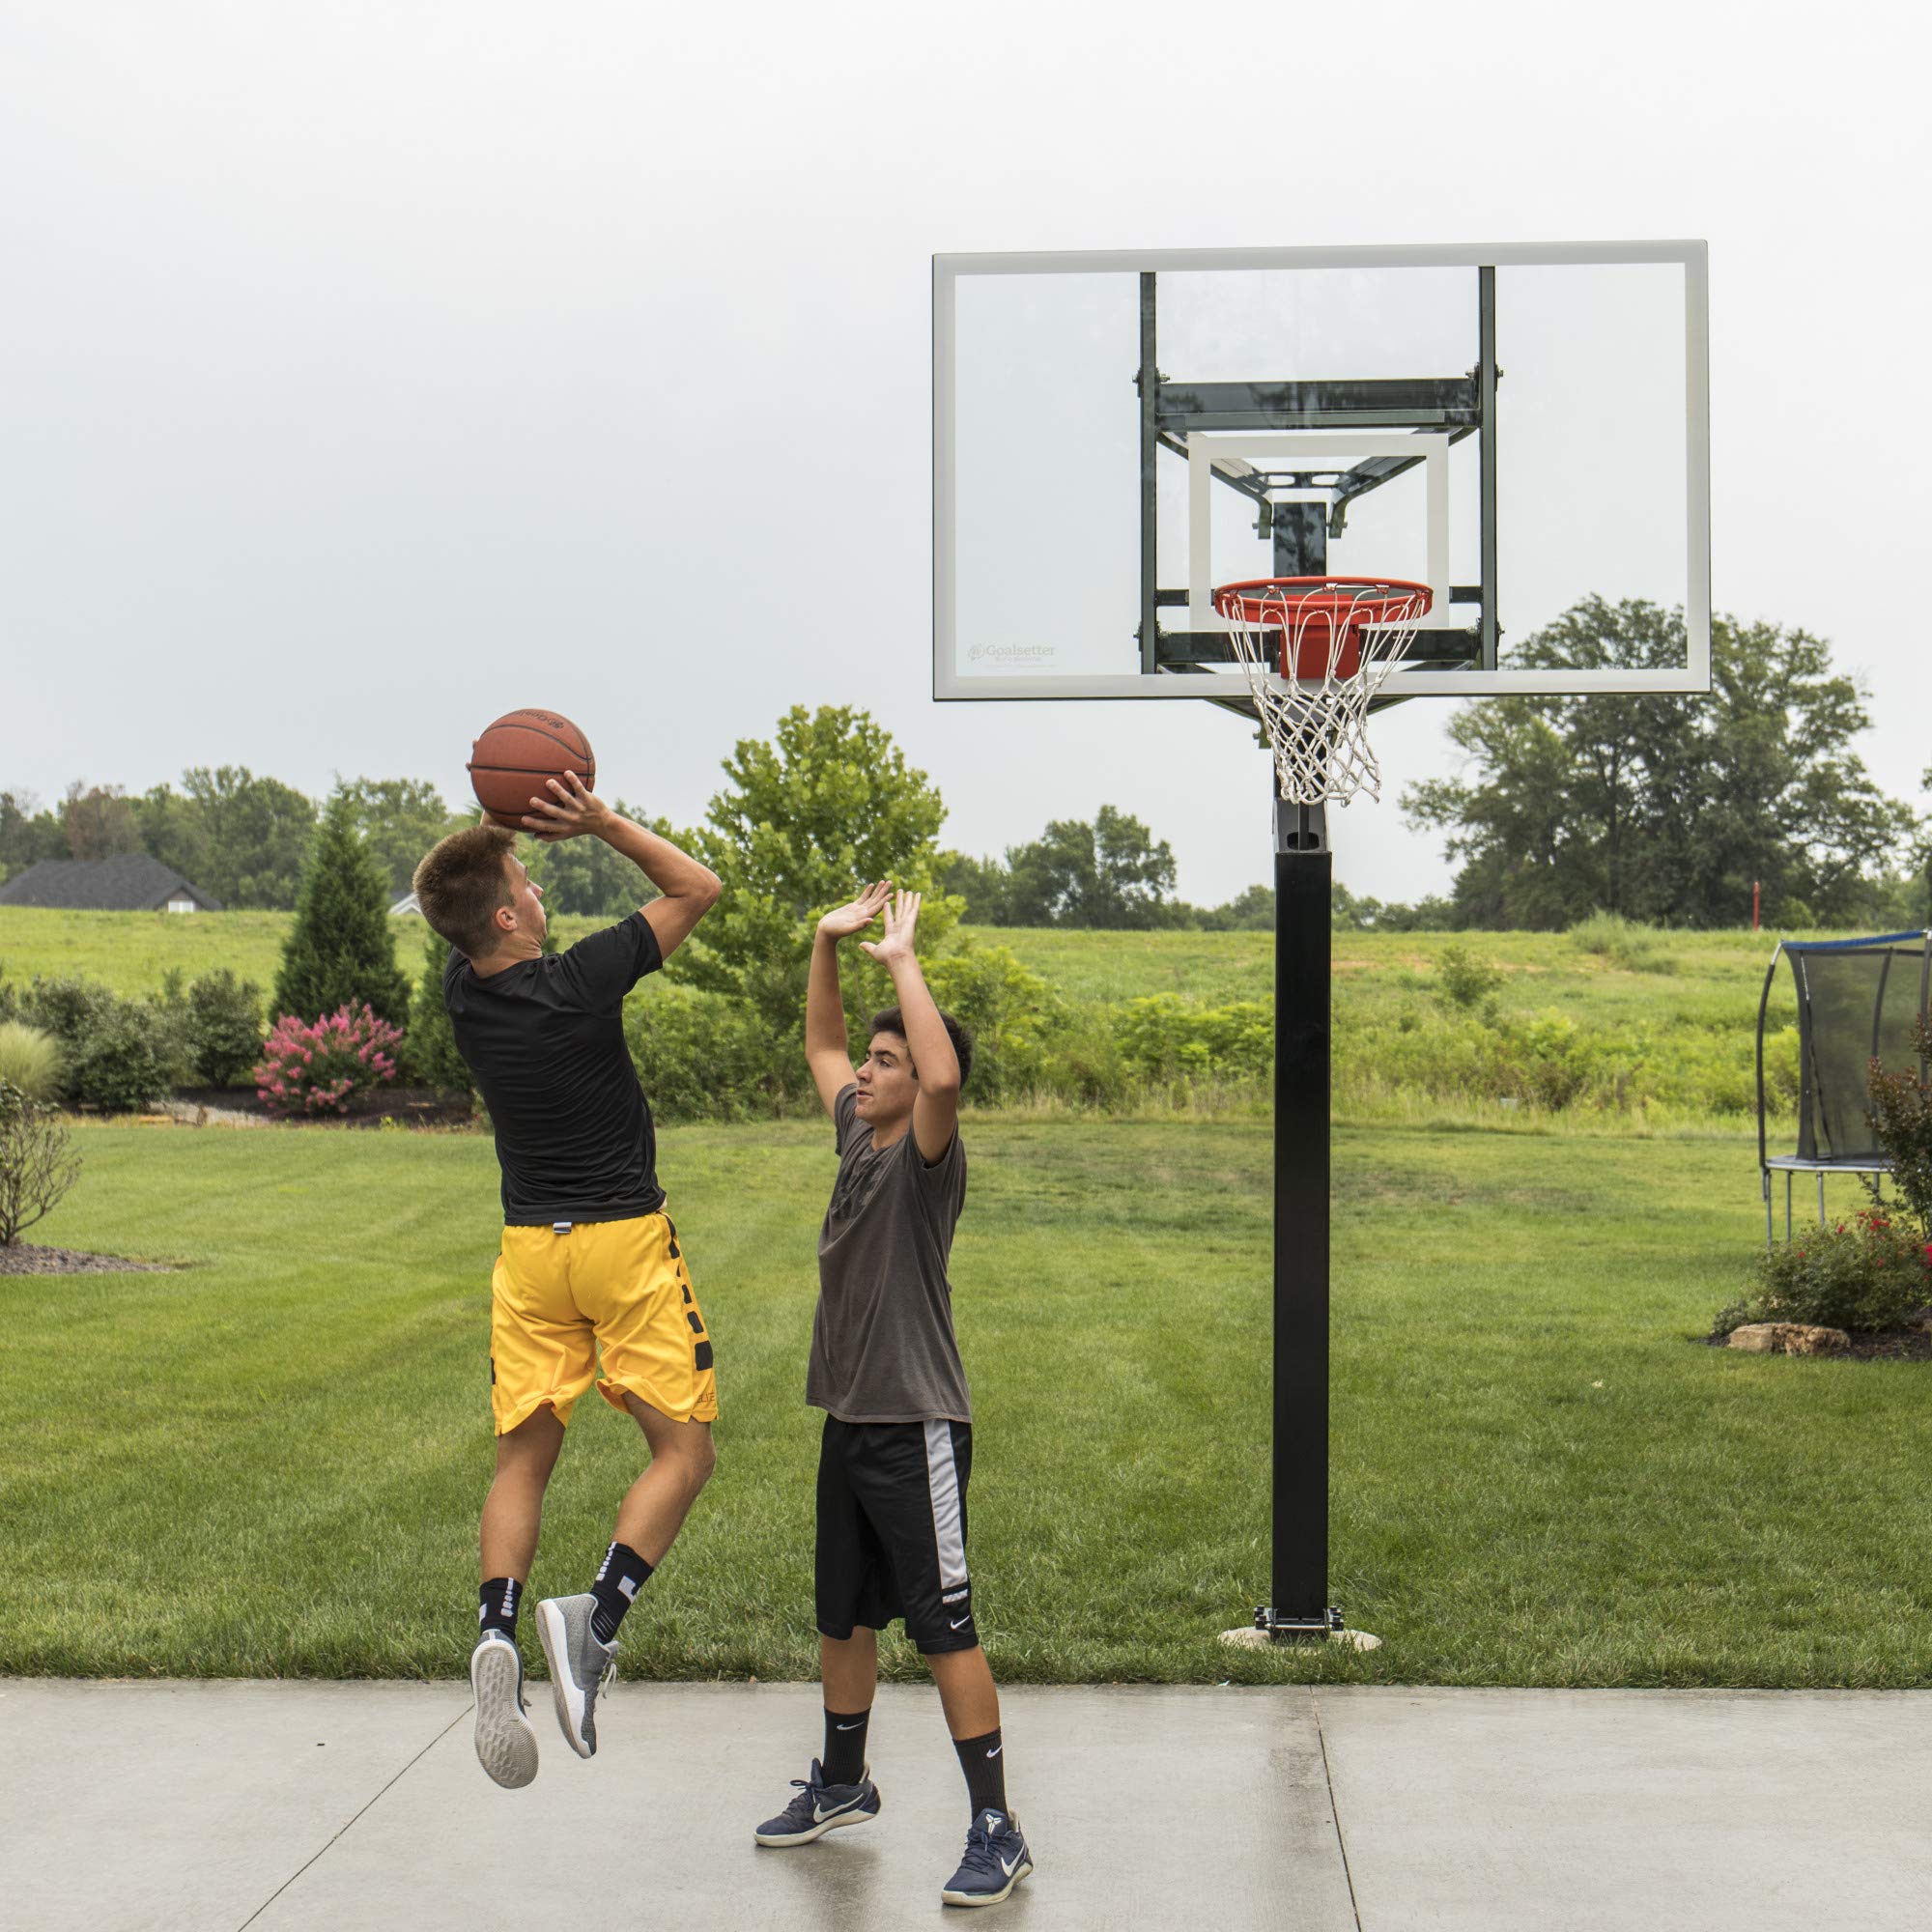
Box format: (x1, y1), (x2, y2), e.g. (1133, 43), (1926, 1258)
(2, 1117), (1920, 1687)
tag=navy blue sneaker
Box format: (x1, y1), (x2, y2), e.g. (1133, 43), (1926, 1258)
(753, 1757), (883, 1846)
(941, 1807), (1034, 1907)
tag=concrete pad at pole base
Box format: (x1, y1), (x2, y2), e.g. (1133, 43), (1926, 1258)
(1317, 1686), (1932, 1932)
(1220, 1625), (1382, 1651)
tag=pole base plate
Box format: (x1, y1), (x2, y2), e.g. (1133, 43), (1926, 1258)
(1218, 1606), (1382, 1651)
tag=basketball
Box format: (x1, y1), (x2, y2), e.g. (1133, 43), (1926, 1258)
(467, 708), (596, 826)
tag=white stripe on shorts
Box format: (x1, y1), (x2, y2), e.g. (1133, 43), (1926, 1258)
(923, 1419), (968, 1590)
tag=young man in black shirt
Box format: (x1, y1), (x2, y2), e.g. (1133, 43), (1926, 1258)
(412, 774), (721, 1790)
(753, 883), (1035, 1909)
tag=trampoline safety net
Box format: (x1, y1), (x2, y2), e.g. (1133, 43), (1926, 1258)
(1757, 931), (1932, 1166)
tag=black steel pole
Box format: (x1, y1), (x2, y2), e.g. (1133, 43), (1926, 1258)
(1264, 794), (1338, 1637)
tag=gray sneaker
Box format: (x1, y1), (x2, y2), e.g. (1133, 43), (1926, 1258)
(534, 1593), (618, 1758)
(469, 1633), (538, 1789)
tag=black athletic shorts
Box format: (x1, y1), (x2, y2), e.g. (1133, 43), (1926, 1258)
(815, 1414), (978, 1654)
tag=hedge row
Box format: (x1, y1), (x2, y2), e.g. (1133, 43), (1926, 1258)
(617, 941), (1798, 1124)
(0, 937), (1803, 1124)
(0, 970), (264, 1112)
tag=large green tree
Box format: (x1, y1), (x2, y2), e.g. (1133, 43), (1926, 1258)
(139, 766), (317, 908)
(272, 786), (411, 1024)
(62, 783), (145, 861)
(0, 791), (67, 883)
(673, 706), (959, 1083)
(524, 800), (667, 917)
(947, 806), (1182, 928)
(340, 778), (468, 899)
(938, 848), (1019, 925)
(1006, 805), (1180, 928)
(1403, 598), (1918, 928)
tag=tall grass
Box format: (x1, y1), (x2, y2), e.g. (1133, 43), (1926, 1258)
(0, 1019), (62, 1099)
(1568, 911), (1679, 974)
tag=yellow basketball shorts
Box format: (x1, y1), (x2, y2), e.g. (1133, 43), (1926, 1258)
(489, 1209), (719, 1435)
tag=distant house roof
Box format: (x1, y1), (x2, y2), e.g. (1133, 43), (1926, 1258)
(390, 891), (422, 917)
(0, 856), (224, 912)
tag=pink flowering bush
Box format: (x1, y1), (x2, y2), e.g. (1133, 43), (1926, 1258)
(254, 1005), (403, 1118)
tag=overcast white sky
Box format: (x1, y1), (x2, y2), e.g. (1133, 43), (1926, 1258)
(3, 2), (1926, 908)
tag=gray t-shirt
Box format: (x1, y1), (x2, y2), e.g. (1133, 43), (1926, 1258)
(806, 1084), (971, 1425)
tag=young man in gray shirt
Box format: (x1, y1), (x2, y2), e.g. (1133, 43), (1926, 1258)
(753, 883), (1035, 1910)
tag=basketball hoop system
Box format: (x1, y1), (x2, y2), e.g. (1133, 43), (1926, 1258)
(1211, 577), (1434, 805)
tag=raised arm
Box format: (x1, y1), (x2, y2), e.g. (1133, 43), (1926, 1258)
(862, 890), (959, 1163)
(521, 772), (721, 959)
(808, 881), (890, 1117)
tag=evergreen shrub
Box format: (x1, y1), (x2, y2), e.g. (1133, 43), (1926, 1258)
(185, 969), (266, 1087)
(622, 981), (772, 1122)
(401, 925), (472, 1096)
(67, 1001), (179, 1112)
(14, 975), (177, 1111)
(273, 788), (411, 1026)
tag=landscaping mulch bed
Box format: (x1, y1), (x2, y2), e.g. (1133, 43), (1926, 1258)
(0, 1243), (175, 1276)
(166, 1086), (476, 1129)
(1700, 1324), (1932, 1362)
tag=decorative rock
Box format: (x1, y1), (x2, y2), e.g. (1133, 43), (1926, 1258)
(1726, 1321), (1851, 1355)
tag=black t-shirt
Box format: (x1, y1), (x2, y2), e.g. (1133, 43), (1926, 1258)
(442, 912), (666, 1225)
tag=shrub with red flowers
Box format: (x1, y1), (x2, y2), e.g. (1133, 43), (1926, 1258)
(253, 1004), (403, 1118)
(1867, 1013), (1932, 1238)
(1715, 1207), (1932, 1336)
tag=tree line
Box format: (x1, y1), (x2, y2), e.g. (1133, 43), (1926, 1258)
(0, 762), (1279, 929)
(1400, 598), (1930, 931)
(4, 601), (1925, 932)
(0, 772), (456, 908)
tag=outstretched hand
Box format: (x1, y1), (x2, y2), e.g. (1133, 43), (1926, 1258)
(520, 771), (610, 843)
(859, 889), (921, 968)
(817, 880), (892, 943)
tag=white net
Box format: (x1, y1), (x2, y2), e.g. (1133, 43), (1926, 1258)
(1210, 578), (1433, 806)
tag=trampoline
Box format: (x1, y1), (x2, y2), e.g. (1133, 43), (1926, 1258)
(1755, 930), (1931, 1243)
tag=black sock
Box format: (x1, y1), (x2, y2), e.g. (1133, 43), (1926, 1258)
(823, 1705), (871, 1785)
(478, 1577), (521, 1641)
(589, 1541), (653, 1643)
(953, 1726), (1008, 1821)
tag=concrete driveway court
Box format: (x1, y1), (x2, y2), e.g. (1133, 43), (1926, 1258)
(3, 1679), (1927, 1931)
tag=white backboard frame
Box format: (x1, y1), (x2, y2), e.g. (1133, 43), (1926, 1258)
(933, 240), (1711, 701)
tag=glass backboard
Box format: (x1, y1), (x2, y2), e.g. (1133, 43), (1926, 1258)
(934, 242), (1710, 700)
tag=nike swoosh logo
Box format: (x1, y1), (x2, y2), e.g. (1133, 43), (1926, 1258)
(836, 1721), (864, 1731)
(1000, 1852), (1023, 1877)
(813, 1795), (863, 1822)
(951, 1615), (972, 1629)
(985, 1745), (1002, 1757)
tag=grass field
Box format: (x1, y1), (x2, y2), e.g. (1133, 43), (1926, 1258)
(4, 1116), (1926, 1688)
(0, 905), (1805, 1018)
